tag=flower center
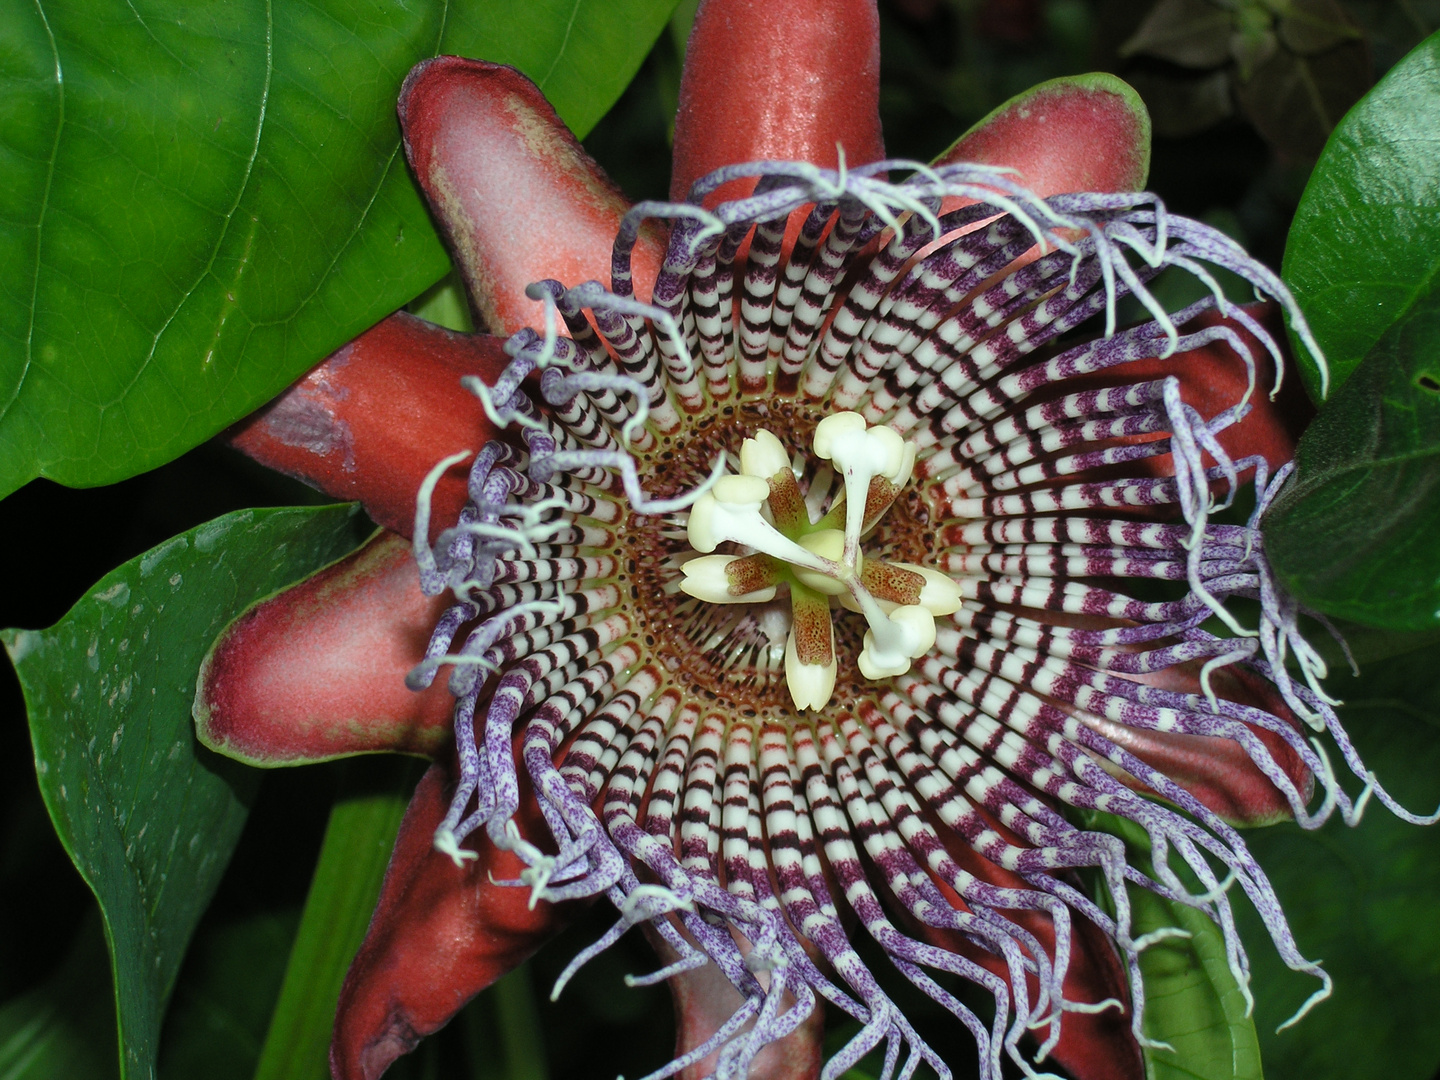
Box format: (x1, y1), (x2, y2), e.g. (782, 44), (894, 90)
(677, 411), (958, 712)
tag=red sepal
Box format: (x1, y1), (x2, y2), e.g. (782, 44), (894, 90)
(399, 57), (664, 331)
(671, 0), (885, 205)
(195, 531), (454, 766)
(1101, 661), (1314, 827)
(331, 761), (571, 1080)
(1116, 302), (1313, 472)
(228, 312), (506, 541)
(935, 74), (1152, 197)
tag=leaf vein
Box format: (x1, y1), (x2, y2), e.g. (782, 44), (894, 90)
(110, 0), (275, 406)
(1, 0), (65, 431)
(537, 0), (583, 90)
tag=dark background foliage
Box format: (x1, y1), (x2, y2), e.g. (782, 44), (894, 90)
(3, 2), (1439, 1078)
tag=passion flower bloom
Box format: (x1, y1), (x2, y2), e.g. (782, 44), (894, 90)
(200, 2), (1438, 1078)
(398, 166), (1414, 1078)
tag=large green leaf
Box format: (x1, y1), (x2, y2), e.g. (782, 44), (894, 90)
(1282, 29), (1440, 400)
(1264, 285), (1440, 629)
(158, 910), (299, 1080)
(2, 503), (373, 1080)
(1234, 644), (1440, 1080)
(252, 758), (420, 1080)
(0, 0), (678, 500)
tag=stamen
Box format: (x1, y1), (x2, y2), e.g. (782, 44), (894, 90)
(679, 554), (779, 604)
(786, 584), (837, 712)
(688, 475), (833, 571)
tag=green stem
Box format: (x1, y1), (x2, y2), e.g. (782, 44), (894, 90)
(251, 757), (423, 1080)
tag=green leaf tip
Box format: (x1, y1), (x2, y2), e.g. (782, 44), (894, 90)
(1282, 28), (1440, 402)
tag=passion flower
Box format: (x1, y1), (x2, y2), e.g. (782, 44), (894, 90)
(400, 153), (1432, 1080)
(199, 3), (1439, 1077)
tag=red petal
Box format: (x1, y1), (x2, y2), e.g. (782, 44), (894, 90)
(935, 74), (1151, 197)
(1050, 303), (1312, 477)
(399, 57), (664, 331)
(670, 0), (885, 205)
(228, 311), (505, 541)
(196, 531), (454, 766)
(1115, 302), (1314, 472)
(1092, 661), (1314, 826)
(642, 923), (825, 1080)
(332, 761), (570, 1080)
(1026, 303), (1315, 824)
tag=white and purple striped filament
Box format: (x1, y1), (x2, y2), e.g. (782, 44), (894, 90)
(408, 159), (1435, 1080)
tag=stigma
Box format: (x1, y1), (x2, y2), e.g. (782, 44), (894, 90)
(680, 413), (959, 712)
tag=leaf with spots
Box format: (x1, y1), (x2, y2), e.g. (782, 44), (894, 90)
(2, 503), (373, 1080)
(0, 0), (679, 500)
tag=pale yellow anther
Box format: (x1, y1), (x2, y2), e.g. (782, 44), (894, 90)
(793, 530), (849, 595)
(785, 632), (838, 712)
(857, 604), (937, 679)
(679, 554), (778, 604)
(740, 428), (791, 479)
(896, 563), (963, 616)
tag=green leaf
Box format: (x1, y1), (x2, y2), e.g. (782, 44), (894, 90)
(1131, 888), (1263, 1080)
(0, 913), (118, 1080)
(1233, 35), (1371, 161)
(252, 757), (421, 1080)
(1088, 815), (1263, 1080)
(158, 911), (300, 1080)
(0, 0), (679, 500)
(460, 966), (550, 1080)
(1264, 286), (1440, 629)
(2, 503), (373, 1080)
(1282, 29), (1440, 399)
(1233, 644), (1440, 1080)
(1119, 0), (1233, 69)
